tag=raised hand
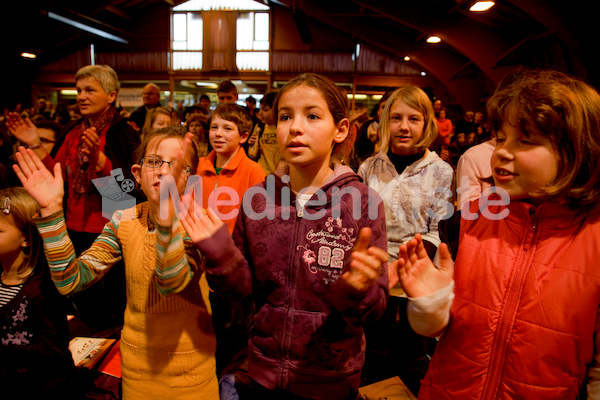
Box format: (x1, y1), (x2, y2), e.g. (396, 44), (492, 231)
(389, 233), (454, 298)
(12, 146), (64, 216)
(170, 132), (195, 184)
(339, 227), (389, 296)
(156, 133), (195, 227)
(179, 205), (226, 244)
(5, 112), (41, 147)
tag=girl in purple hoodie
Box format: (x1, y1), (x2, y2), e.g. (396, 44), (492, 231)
(181, 73), (390, 399)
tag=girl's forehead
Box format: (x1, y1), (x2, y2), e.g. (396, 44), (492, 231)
(391, 99), (422, 113)
(146, 137), (184, 155)
(282, 85), (323, 101)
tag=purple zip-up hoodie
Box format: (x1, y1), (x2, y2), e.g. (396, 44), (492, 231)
(197, 164), (389, 399)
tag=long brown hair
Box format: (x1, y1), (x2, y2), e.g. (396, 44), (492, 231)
(274, 73), (354, 166)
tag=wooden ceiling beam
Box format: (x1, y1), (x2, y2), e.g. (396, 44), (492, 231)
(105, 5), (133, 20)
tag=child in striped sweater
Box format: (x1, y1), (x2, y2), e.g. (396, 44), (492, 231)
(13, 125), (219, 400)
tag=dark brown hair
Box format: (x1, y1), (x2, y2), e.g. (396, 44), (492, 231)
(273, 72), (353, 165)
(217, 80), (237, 95)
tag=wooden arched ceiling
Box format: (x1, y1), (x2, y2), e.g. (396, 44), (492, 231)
(270, 0), (598, 107)
(3, 0), (598, 110)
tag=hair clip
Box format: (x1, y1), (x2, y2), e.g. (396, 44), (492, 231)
(2, 196), (9, 214)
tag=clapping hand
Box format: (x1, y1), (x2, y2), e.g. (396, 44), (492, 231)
(12, 146), (64, 217)
(388, 233), (454, 297)
(339, 227), (389, 296)
(80, 127), (107, 171)
(179, 205), (225, 244)
(156, 132), (195, 227)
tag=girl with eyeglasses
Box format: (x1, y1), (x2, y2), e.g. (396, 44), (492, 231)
(13, 124), (221, 400)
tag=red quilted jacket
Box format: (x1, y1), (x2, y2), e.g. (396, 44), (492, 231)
(420, 199), (600, 400)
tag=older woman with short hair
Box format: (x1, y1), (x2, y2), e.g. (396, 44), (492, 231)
(6, 64), (142, 329)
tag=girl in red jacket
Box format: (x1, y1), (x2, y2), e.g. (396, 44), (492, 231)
(389, 69), (600, 399)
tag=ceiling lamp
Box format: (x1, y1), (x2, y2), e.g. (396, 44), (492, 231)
(470, 1), (495, 12)
(404, 56), (411, 61)
(347, 94), (367, 100)
(426, 36), (441, 44)
(21, 52), (37, 59)
(195, 82), (218, 89)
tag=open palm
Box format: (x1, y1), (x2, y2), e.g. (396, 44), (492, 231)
(390, 233), (454, 298)
(5, 112), (39, 145)
(179, 205), (225, 244)
(13, 147), (64, 212)
(156, 133), (196, 227)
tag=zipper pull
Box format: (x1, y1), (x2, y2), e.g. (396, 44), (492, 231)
(296, 198), (304, 218)
(529, 206), (537, 230)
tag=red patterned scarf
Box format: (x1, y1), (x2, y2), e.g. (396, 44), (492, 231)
(71, 107), (116, 194)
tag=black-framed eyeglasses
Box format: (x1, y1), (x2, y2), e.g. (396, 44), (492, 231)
(141, 155), (191, 174)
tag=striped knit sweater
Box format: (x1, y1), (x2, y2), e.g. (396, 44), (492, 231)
(35, 202), (219, 400)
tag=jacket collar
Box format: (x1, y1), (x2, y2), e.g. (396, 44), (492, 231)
(197, 147), (247, 174)
(374, 148), (442, 176)
(476, 195), (589, 230)
(272, 162), (360, 202)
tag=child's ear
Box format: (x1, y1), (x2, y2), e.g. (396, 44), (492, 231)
(131, 164), (142, 185)
(333, 118), (350, 144)
(239, 130), (250, 145)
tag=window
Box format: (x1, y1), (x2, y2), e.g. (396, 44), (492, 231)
(172, 13), (203, 50)
(236, 12), (269, 50)
(236, 12), (269, 70)
(171, 0), (269, 71)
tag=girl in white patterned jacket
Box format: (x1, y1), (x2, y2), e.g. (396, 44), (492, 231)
(358, 86), (453, 395)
